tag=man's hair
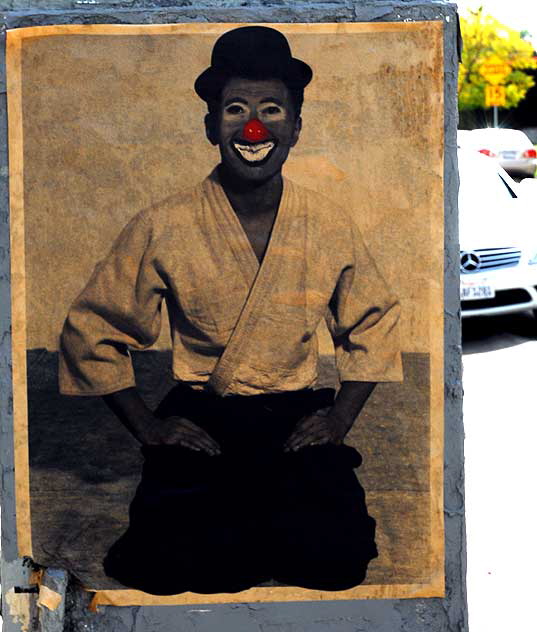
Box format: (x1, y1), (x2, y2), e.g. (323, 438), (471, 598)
(206, 81), (305, 121)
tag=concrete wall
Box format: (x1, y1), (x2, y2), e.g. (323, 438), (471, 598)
(0, 1), (465, 630)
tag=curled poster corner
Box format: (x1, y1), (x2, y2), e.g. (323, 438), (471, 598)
(88, 593), (100, 612)
(37, 584), (63, 611)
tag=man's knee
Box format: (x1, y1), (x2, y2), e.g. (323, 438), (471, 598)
(273, 553), (373, 591)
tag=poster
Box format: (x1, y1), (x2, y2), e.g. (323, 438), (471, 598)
(7, 21), (444, 605)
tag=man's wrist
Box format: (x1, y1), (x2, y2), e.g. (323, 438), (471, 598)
(326, 409), (353, 438)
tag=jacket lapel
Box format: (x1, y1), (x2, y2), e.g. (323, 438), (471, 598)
(206, 174), (294, 395)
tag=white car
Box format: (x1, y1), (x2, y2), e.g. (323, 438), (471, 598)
(459, 149), (537, 319)
(461, 127), (537, 178)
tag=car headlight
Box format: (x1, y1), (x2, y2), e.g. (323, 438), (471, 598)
(529, 252), (537, 265)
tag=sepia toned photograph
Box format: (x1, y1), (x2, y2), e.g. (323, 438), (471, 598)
(7, 21), (444, 605)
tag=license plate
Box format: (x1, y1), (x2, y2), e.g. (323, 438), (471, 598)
(460, 285), (495, 300)
(501, 151), (517, 159)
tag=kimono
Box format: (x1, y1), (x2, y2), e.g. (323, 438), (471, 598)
(59, 169), (402, 397)
(59, 168), (403, 594)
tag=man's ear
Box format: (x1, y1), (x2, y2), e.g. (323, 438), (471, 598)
(290, 116), (302, 147)
(205, 113), (219, 146)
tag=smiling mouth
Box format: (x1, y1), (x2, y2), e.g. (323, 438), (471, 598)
(232, 140), (276, 164)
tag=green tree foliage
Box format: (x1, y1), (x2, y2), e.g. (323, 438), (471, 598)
(459, 7), (537, 111)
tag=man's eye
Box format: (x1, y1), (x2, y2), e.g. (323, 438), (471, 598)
(225, 104), (245, 115)
(262, 105), (283, 116)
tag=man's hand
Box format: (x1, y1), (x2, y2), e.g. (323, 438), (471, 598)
(283, 411), (349, 452)
(102, 387), (221, 455)
(145, 416), (221, 456)
(283, 381), (378, 453)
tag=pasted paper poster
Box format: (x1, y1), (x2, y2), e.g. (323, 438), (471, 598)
(7, 21), (444, 606)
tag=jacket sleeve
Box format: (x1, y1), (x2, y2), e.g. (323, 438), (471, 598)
(59, 211), (166, 395)
(325, 220), (403, 383)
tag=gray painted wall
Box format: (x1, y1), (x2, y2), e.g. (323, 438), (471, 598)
(0, 1), (465, 630)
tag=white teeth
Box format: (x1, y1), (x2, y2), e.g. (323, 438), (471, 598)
(233, 141), (275, 162)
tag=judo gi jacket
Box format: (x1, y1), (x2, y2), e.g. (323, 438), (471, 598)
(59, 169), (403, 397)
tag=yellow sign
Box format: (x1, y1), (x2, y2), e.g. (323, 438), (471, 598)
(485, 84), (506, 107)
(479, 55), (511, 85)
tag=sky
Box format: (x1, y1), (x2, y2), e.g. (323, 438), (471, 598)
(453, 0), (537, 46)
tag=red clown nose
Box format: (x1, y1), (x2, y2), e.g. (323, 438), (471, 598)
(242, 118), (270, 142)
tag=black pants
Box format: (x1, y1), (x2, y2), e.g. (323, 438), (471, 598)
(103, 384), (378, 595)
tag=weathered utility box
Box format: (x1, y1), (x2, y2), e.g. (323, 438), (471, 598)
(0, 1), (465, 630)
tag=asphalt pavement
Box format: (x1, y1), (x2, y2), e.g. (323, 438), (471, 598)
(463, 312), (537, 632)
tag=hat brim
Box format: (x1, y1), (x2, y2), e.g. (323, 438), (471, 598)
(194, 58), (313, 103)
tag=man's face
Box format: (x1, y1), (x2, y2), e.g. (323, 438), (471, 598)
(206, 78), (302, 183)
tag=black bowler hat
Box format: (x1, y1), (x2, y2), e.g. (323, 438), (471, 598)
(194, 26), (313, 103)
